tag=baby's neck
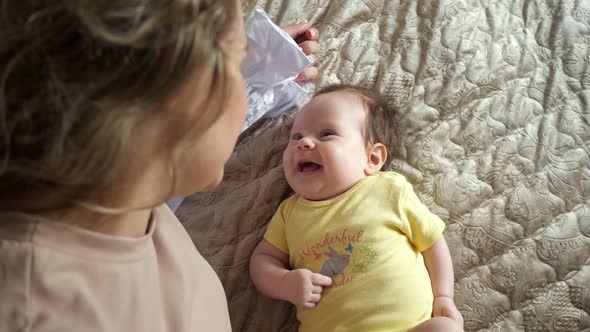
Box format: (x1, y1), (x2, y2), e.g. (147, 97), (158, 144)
(299, 175), (370, 202)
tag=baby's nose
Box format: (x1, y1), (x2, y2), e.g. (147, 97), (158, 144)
(297, 136), (315, 150)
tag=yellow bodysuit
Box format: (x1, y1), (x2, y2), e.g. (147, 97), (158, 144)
(264, 172), (445, 332)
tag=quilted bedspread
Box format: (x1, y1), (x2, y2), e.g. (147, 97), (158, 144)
(177, 0), (590, 331)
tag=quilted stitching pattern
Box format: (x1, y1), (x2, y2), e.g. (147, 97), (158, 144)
(178, 0), (590, 330)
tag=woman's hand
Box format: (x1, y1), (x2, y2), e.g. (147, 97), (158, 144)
(283, 20), (320, 84)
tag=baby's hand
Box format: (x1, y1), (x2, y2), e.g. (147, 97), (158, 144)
(433, 296), (464, 326)
(282, 269), (332, 310)
(283, 21), (320, 84)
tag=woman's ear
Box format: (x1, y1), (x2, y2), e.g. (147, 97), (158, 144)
(365, 143), (387, 175)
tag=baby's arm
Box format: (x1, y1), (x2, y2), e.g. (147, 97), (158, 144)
(250, 239), (332, 310)
(422, 237), (464, 325)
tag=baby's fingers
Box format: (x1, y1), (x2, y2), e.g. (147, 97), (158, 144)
(311, 285), (323, 294)
(308, 293), (321, 303)
(300, 294), (322, 310)
(311, 273), (332, 286)
(301, 302), (317, 310)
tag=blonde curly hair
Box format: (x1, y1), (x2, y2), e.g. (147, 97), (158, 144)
(0, 0), (255, 212)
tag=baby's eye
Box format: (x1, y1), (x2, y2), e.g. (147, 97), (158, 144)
(291, 133), (303, 140)
(320, 130), (335, 137)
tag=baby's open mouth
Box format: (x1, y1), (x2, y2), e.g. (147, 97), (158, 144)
(298, 161), (322, 173)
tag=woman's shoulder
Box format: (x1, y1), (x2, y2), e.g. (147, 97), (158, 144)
(0, 208), (231, 332)
(0, 213), (36, 331)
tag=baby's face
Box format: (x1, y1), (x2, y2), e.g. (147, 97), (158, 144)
(283, 91), (371, 200)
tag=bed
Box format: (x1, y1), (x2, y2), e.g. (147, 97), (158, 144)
(176, 0), (590, 330)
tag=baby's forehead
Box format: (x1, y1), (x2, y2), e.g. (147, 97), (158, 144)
(303, 92), (365, 121)
(291, 91), (368, 128)
(313, 89), (364, 103)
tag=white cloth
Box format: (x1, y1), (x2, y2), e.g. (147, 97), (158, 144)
(167, 9), (313, 213)
(240, 9), (313, 132)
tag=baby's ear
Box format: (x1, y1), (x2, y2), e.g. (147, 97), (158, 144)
(365, 143), (387, 175)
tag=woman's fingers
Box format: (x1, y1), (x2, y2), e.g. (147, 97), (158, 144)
(283, 20), (310, 39)
(295, 66), (319, 83)
(299, 40), (319, 56)
(284, 22), (321, 84)
(305, 27), (319, 41)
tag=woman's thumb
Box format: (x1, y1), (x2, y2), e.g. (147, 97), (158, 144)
(284, 20), (309, 39)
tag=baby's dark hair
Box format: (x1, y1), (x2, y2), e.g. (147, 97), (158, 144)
(314, 84), (399, 169)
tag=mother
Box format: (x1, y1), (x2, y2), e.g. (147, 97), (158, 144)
(0, 0), (317, 331)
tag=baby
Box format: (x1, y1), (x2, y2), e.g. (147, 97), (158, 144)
(250, 85), (463, 332)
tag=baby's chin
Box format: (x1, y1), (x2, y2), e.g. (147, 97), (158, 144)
(291, 185), (345, 202)
(286, 172), (360, 201)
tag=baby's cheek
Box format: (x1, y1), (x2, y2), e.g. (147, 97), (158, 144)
(282, 147), (292, 166)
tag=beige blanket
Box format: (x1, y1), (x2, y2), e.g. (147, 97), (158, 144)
(177, 0), (590, 330)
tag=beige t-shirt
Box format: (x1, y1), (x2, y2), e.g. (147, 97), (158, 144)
(0, 205), (231, 332)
